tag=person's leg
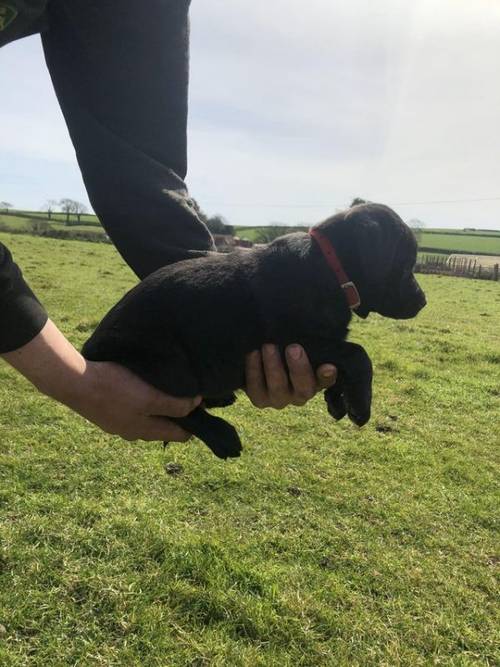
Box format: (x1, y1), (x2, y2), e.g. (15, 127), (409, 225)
(41, 0), (215, 279)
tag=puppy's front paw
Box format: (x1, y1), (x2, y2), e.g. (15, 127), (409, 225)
(324, 382), (370, 426)
(343, 387), (371, 427)
(346, 404), (370, 427)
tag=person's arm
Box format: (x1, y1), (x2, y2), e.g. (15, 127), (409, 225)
(2, 319), (199, 442)
(1, 241), (198, 441)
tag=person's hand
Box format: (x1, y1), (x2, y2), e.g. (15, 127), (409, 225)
(71, 360), (201, 442)
(245, 344), (337, 409)
(2, 320), (199, 442)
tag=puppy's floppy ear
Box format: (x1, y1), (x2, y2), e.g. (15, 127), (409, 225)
(342, 204), (395, 287)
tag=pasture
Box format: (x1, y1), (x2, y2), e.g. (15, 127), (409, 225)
(0, 232), (499, 666)
(418, 232), (500, 255)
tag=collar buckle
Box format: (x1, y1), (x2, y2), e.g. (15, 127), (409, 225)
(341, 281), (361, 310)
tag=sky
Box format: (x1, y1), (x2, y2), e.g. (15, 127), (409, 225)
(1, 0), (500, 230)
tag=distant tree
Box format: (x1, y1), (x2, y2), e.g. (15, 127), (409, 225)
(407, 218), (426, 245)
(0, 201), (13, 212)
(59, 198), (76, 224)
(41, 199), (59, 221)
(206, 214), (233, 235)
(59, 198), (88, 224)
(73, 201), (88, 223)
(189, 200), (234, 235)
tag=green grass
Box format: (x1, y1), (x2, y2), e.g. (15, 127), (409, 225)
(0, 232), (499, 666)
(6, 211), (101, 226)
(428, 229), (500, 237)
(419, 232), (500, 255)
(50, 223), (106, 234)
(0, 215), (34, 230)
(234, 226), (308, 243)
(48, 213), (100, 225)
(0, 211), (102, 230)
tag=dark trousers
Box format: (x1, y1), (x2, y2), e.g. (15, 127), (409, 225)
(1, 0), (215, 278)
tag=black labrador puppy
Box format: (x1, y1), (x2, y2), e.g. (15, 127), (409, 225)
(83, 203), (426, 459)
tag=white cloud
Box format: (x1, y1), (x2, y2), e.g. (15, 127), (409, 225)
(187, 0), (500, 226)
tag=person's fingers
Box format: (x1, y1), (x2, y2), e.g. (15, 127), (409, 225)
(315, 364), (338, 389)
(147, 390), (202, 418)
(245, 350), (268, 408)
(285, 345), (317, 405)
(245, 347), (337, 410)
(262, 344), (291, 409)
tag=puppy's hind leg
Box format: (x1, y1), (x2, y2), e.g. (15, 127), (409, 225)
(173, 407), (242, 460)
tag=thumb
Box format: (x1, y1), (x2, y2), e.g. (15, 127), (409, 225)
(316, 365), (337, 389)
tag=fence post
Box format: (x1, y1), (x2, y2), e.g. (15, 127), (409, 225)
(494, 264), (499, 282)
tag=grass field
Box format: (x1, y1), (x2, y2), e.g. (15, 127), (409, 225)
(0, 216), (34, 230)
(4, 211), (101, 226)
(419, 232), (500, 255)
(50, 223), (106, 234)
(234, 226), (308, 243)
(428, 229), (500, 237)
(0, 233), (499, 666)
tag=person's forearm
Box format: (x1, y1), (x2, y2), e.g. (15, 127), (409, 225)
(1, 319), (87, 406)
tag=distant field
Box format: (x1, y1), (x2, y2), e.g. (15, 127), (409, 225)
(235, 226), (500, 255)
(419, 231), (500, 255)
(0, 214), (106, 239)
(235, 226), (308, 242)
(0, 215), (33, 230)
(9, 211), (101, 226)
(0, 232), (499, 666)
(428, 228), (500, 236)
(3, 210), (500, 255)
(51, 223), (106, 234)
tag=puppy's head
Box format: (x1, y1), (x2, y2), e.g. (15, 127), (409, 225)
(315, 203), (426, 319)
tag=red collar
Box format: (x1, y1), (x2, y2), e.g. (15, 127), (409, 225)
(309, 228), (361, 310)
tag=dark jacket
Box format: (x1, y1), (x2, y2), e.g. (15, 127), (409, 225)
(0, 242), (48, 352)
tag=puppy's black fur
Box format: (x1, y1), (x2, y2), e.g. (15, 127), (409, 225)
(83, 203), (426, 459)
